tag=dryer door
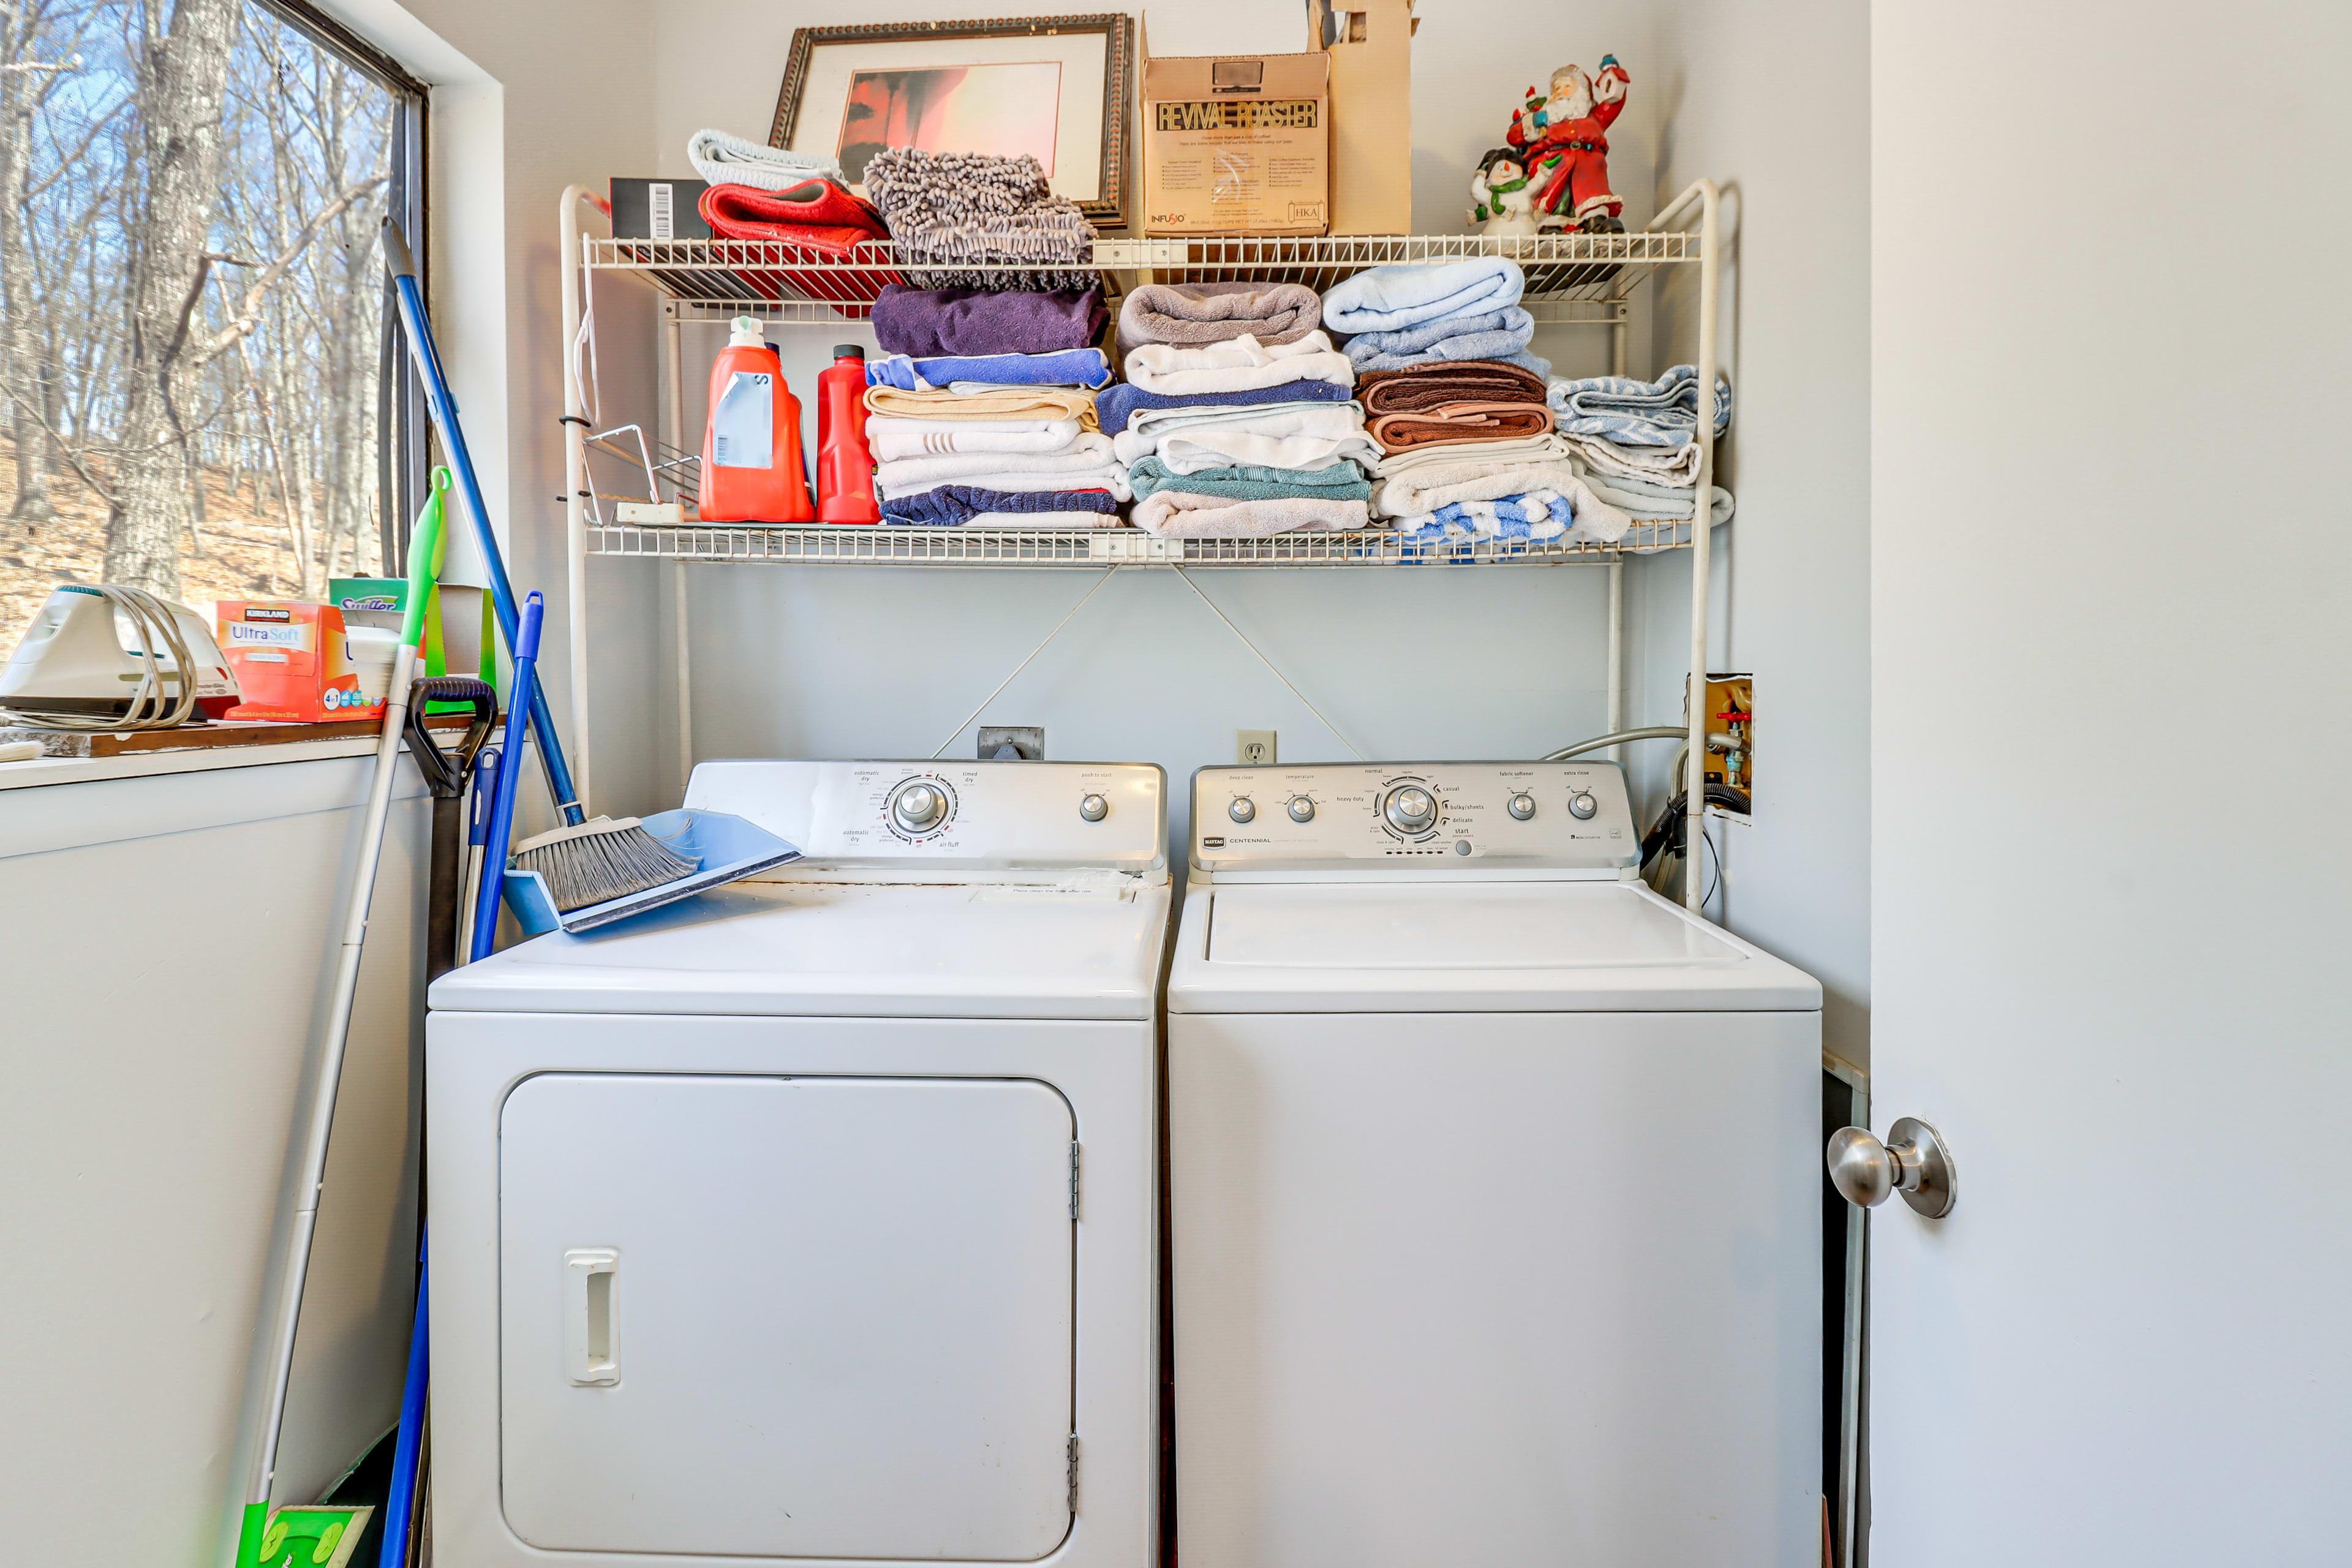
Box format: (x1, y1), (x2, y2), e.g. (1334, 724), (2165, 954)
(499, 1072), (1076, 1560)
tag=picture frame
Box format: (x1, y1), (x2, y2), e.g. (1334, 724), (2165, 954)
(770, 15), (1134, 228)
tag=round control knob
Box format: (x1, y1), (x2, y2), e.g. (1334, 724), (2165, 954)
(1287, 796), (1316, 823)
(1508, 793), (1537, 821)
(1229, 796), (1257, 824)
(1568, 791), (1599, 821)
(1384, 785), (1437, 834)
(890, 781), (947, 833)
(1079, 793), (1109, 823)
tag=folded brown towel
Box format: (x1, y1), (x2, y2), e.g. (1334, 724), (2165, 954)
(1359, 359), (1554, 451)
(1368, 401), (1555, 451)
(1117, 281), (1324, 352)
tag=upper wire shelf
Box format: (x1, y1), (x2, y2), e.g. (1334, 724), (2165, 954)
(584, 230), (1694, 322)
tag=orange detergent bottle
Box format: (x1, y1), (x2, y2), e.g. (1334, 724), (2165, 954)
(701, 315), (813, 522)
(816, 344), (880, 524)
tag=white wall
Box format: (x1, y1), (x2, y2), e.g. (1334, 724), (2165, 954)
(1640, 0), (1872, 1063)
(1870, 2), (2352, 1559)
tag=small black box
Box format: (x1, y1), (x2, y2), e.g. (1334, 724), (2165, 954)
(609, 178), (712, 241)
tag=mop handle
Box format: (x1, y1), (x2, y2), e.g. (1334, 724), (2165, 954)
(472, 594), (544, 963)
(234, 643), (420, 1567)
(382, 221), (585, 828)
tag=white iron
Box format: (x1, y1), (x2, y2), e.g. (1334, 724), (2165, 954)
(0, 584), (239, 722)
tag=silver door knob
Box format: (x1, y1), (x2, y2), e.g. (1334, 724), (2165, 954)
(1826, 1117), (1957, 1218)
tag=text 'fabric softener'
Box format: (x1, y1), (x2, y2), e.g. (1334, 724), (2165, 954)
(816, 344), (880, 524)
(701, 315), (812, 523)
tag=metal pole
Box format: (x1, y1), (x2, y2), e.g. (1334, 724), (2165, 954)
(664, 307), (693, 797)
(1606, 554), (1624, 767)
(559, 185), (603, 815)
(1684, 181), (1720, 914)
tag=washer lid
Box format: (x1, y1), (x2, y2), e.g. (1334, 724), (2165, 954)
(429, 879), (1172, 1019)
(1167, 880), (1820, 1012)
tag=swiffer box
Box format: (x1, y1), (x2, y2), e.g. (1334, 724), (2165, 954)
(1143, 51), (1330, 236)
(1306, 0), (1416, 235)
(216, 601), (385, 723)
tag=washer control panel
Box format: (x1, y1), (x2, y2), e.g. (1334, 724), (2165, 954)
(687, 760), (1166, 872)
(1193, 762), (1638, 872)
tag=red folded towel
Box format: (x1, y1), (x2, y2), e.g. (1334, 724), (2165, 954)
(697, 179), (899, 306)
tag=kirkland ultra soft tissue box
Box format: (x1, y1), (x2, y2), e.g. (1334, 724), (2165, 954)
(1142, 51), (1330, 236)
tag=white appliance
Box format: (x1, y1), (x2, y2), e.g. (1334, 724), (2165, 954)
(427, 760), (1170, 1568)
(1167, 762), (1823, 1567)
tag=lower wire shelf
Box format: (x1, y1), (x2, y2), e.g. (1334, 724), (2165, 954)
(585, 520), (1695, 568)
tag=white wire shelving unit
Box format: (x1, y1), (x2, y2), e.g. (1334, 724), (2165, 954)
(557, 181), (1725, 909)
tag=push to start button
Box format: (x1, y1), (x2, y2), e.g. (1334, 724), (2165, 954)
(1453, 840), (1472, 856)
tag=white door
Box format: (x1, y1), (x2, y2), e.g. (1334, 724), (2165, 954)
(499, 1073), (1076, 1561)
(1872, 5), (2352, 1560)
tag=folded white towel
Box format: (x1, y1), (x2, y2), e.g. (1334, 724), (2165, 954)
(1155, 428), (1382, 476)
(687, 128), (842, 190)
(1131, 491), (1368, 538)
(1370, 459), (1633, 542)
(1374, 432), (1572, 477)
(875, 436), (1116, 491)
(864, 416), (1086, 461)
(1112, 400), (1367, 466)
(1559, 433), (1705, 486)
(1123, 332), (1357, 397)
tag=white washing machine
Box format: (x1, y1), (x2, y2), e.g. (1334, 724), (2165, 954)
(1167, 762), (1823, 1567)
(427, 760), (1169, 1568)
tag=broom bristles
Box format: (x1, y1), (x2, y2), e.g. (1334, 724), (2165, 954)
(511, 820), (700, 912)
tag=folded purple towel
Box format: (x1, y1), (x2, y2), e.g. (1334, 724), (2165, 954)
(871, 285), (1108, 359)
(1095, 379), (1354, 435)
(881, 485), (1121, 526)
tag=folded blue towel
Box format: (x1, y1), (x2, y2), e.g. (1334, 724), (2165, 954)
(1395, 491), (1574, 549)
(1546, 365), (1733, 447)
(1095, 379), (1352, 435)
(881, 485), (1121, 526)
(867, 347), (1114, 391)
(1343, 306), (1549, 377)
(1321, 259), (1525, 335)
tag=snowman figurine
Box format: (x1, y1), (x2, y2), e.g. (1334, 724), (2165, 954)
(1467, 149), (1540, 237)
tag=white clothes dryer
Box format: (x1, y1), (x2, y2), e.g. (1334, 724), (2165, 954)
(427, 760), (1169, 1568)
(1167, 762), (1823, 1568)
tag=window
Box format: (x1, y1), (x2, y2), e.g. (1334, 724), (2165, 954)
(1, 0), (426, 643)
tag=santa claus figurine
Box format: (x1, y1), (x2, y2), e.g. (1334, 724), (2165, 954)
(1507, 55), (1630, 233)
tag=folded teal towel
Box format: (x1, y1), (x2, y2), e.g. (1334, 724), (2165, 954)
(1128, 456), (1372, 502)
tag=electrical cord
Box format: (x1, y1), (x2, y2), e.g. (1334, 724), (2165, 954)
(1, 584), (201, 729)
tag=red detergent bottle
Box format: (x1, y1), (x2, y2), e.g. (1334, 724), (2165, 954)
(701, 315), (813, 522)
(816, 343), (880, 524)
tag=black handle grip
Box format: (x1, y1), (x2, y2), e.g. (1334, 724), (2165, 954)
(382, 216), (418, 282)
(404, 676), (500, 798)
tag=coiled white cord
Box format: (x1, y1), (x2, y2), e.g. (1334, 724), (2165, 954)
(1, 584), (202, 730)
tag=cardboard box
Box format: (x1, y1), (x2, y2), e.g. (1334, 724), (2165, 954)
(1143, 51), (1330, 236)
(609, 178), (713, 241)
(1306, 0), (1416, 235)
(216, 601), (385, 723)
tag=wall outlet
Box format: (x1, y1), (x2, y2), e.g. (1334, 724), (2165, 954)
(978, 726), (1044, 760)
(1236, 730), (1276, 766)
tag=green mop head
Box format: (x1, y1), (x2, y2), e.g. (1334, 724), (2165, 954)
(246, 1504), (372, 1568)
(510, 816), (701, 913)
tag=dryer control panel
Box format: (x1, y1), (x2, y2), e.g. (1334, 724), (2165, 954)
(687, 760), (1166, 873)
(1191, 762), (1639, 875)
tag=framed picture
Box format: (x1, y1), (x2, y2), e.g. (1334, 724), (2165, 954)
(770, 15), (1133, 228)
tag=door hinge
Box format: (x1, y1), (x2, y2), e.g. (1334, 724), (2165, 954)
(1068, 1141), (1082, 1219)
(1066, 1432), (1080, 1512)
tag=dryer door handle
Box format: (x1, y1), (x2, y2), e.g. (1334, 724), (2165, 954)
(564, 1248), (621, 1385)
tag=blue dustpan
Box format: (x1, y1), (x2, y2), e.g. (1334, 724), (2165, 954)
(503, 809), (801, 935)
